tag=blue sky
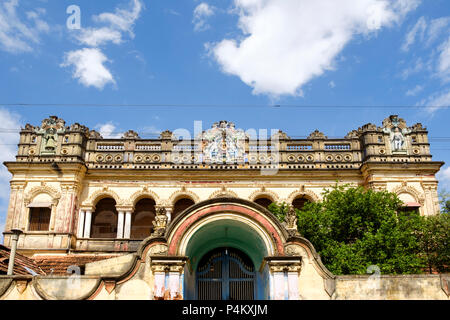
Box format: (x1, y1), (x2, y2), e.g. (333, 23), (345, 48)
(1, 0), (450, 235)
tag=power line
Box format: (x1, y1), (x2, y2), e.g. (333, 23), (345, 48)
(1, 103), (449, 109)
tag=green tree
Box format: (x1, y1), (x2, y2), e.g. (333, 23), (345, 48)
(269, 185), (426, 275)
(417, 213), (450, 273)
(438, 190), (450, 214)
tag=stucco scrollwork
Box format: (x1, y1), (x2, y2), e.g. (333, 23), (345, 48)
(392, 185), (425, 205)
(248, 189), (279, 202)
(208, 189), (239, 199)
(83, 188), (124, 208)
(128, 188), (160, 208)
(24, 185), (61, 206)
(168, 189), (200, 205)
(287, 189), (319, 204)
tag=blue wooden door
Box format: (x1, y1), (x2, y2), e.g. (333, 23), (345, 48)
(196, 247), (255, 300)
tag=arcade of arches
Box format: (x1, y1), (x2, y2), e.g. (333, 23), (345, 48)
(81, 196), (310, 240)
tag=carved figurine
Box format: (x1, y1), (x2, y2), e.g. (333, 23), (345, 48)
(152, 207), (168, 236)
(44, 128), (57, 151)
(284, 206), (300, 236)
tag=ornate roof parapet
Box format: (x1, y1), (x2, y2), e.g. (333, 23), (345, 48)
(22, 123), (36, 132)
(122, 130), (140, 139)
(35, 116), (66, 134)
(89, 130), (102, 139)
(360, 123), (378, 132)
(271, 130), (290, 140)
(67, 122), (89, 133)
(345, 129), (361, 139)
(410, 123), (427, 132)
(307, 130), (327, 140)
(382, 115), (407, 130)
(160, 130), (173, 140)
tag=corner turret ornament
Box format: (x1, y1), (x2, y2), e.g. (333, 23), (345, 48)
(35, 116), (66, 155)
(283, 206), (300, 237)
(152, 207), (168, 237)
(382, 115), (411, 153)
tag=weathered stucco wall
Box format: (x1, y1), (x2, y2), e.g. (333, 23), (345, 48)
(333, 275), (449, 300)
(0, 273), (448, 300)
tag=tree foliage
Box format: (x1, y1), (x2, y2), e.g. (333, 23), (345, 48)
(268, 185), (449, 275)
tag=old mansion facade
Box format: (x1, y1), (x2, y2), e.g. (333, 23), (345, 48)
(0, 115), (447, 300)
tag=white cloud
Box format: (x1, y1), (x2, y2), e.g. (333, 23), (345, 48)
(61, 48), (115, 90)
(426, 17), (450, 46)
(405, 84), (424, 96)
(402, 16), (427, 51)
(94, 0), (143, 35)
(63, 0), (143, 89)
(76, 27), (123, 47)
(193, 3), (215, 32)
(329, 81), (336, 88)
(0, 0), (49, 53)
(437, 36), (450, 82)
(95, 122), (122, 138)
(401, 57), (426, 79)
(437, 166), (450, 190)
(0, 108), (22, 238)
(422, 89), (450, 114)
(75, 0), (143, 47)
(208, 0), (419, 97)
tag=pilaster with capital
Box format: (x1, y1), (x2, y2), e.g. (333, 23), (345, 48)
(150, 257), (187, 300)
(267, 257), (302, 300)
(421, 182), (439, 215)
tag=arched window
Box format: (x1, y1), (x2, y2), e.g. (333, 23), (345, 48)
(91, 198), (117, 238)
(292, 196), (310, 211)
(254, 197), (273, 209)
(172, 198), (195, 220)
(131, 198), (156, 239)
(397, 193), (421, 215)
(29, 207), (51, 231)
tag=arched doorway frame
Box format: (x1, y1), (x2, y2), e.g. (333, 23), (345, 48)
(165, 198), (288, 300)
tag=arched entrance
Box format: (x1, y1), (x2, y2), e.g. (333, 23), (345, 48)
(196, 247), (255, 300)
(165, 198), (290, 300)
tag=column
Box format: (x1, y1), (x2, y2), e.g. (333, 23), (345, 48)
(152, 265), (166, 299)
(83, 210), (92, 238)
(166, 207), (173, 224)
(287, 265), (302, 300)
(168, 265), (183, 299)
(77, 210), (85, 238)
(117, 211), (124, 238)
(124, 211), (132, 239)
(49, 202), (58, 231)
(271, 266), (286, 300)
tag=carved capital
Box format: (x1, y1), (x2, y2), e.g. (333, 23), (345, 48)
(269, 265), (286, 273)
(151, 265), (167, 273)
(169, 265), (184, 273)
(287, 265), (302, 273)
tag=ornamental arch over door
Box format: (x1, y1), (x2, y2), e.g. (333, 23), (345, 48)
(165, 198), (289, 300)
